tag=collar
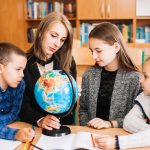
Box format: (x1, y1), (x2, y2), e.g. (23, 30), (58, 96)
(34, 55), (54, 66)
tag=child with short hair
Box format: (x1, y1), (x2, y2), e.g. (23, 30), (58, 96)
(0, 42), (35, 142)
(95, 57), (150, 149)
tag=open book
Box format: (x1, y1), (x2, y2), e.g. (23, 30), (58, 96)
(34, 132), (100, 150)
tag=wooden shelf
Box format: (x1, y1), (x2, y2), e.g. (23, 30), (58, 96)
(133, 43), (150, 48)
(26, 18), (77, 21)
(136, 17), (150, 20)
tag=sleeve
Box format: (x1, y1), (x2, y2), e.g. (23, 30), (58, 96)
(123, 104), (150, 133)
(116, 72), (141, 128)
(19, 88), (45, 126)
(69, 56), (77, 111)
(0, 80), (25, 125)
(19, 66), (45, 126)
(118, 129), (150, 149)
(79, 74), (89, 126)
(0, 124), (18, 140)
(70, 56), (77, 81)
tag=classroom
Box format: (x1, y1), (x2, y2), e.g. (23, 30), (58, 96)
(0, 0), (150, 150)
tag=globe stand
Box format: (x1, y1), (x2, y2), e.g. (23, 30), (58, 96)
(42, 125), (71, 136)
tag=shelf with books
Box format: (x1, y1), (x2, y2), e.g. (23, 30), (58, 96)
(24, 0), (77, 48)
(135, 19), (150, 45)
(79, 19), (133, 46)
(23, 0), (150, 51)
(26, 0), (76, 20)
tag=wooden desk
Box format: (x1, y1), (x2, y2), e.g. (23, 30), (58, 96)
(9, 122), (150, 150)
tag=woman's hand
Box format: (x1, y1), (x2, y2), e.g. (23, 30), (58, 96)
(87, 118), (111, 129)
(38, 115), (60, 130)
(95, 135), (116, 150)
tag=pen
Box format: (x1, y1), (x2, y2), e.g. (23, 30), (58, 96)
(30, 143), (44, 150)
(91, 133), (95, 148)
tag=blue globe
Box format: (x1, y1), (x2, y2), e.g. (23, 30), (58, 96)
(34, 70), (78, 115)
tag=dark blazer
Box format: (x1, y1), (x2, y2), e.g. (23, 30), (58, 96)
(19, 54), (77, 126)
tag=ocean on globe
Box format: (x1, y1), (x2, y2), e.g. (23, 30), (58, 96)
(34, 70), (78, 115)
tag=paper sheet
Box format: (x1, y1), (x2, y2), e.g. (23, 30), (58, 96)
(0, 139), (21, 150)
(34, 132), (100, 150)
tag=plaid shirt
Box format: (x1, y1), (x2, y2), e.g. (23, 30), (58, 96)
(0, 80), (25, 140)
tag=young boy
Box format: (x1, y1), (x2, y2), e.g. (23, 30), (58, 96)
(0, 42), (35, 142)
(95, 57), (150, 150)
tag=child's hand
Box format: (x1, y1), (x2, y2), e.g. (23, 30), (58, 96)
(15, 128), (35, 142)
(87, 118), (111, 129)
(38, 115), (60, 130)
(95, 135), (116, 150)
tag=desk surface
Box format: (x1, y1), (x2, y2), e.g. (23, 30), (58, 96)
(9, 122), (149, 150)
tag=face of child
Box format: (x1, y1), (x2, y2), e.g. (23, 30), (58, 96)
(89, 38), (119, 70)
(41, 22), (68, 59)
(140, 60), (150, 96)
(0, 53), (27, 90)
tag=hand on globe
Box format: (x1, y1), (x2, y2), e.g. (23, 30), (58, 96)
(34, 70), (78, 136)
(38, 115), (60, 130)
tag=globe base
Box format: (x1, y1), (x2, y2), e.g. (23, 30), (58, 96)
(42, 125), (71, 136)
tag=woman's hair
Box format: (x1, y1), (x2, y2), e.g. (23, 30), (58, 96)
(89, 22), (138, 72)
(0, 42), (26, 65)
(28, 12), (73, 71)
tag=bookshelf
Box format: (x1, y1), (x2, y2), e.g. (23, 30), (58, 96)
(24, 0), (150, 48)
(24, 0), (77, 49)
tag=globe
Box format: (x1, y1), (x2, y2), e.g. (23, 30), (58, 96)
(34, 70), (78, 136)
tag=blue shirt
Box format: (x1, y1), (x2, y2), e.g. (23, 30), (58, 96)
(0, 80), (25, 140)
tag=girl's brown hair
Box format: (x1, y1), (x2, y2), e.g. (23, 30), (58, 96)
(89, 22), (138, 72)
(28, 12), (73, 71)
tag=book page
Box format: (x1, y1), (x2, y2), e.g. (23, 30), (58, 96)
(0, 139), (21, 150)
(34, 132), (100, 150)
(72, 132), (99, 150)
(35, 134), (75, 150)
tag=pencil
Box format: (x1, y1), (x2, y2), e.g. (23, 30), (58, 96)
(91, 133), (95, 148)
(23, 142), (29, 150)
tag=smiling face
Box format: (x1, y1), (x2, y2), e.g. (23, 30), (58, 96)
(41, 22), (68, 59)
(140, 59), (150, 96)
(89, 38), (120, 71)
(0, 53), (27, 90)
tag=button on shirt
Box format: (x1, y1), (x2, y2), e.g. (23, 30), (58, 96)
(0, 80), (25, 140)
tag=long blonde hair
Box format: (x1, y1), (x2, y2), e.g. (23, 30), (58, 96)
(89, 22), (138, 72)
(28, 12), (73, 71)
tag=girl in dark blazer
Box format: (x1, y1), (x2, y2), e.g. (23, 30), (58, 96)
(79, 22), (141, 129)
(19, 12), (77, 130)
